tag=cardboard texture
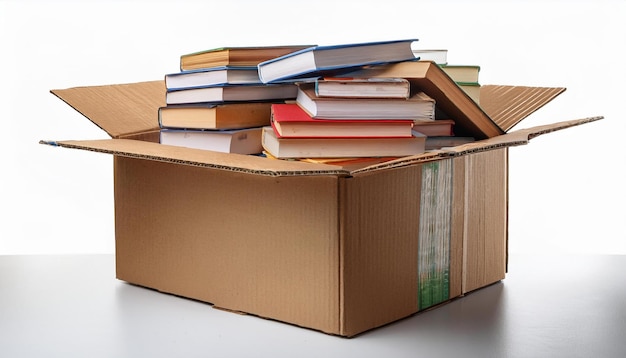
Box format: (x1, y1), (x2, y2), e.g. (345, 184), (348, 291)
(42, 76), (602, 337)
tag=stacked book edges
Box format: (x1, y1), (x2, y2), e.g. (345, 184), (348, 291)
(158, 40), (491, 165)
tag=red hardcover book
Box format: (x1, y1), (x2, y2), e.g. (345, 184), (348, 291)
(270, 103), (414, 138)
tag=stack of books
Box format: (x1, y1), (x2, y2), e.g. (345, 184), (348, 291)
(158, 45), (312, 154)
(262, 79), (442, 159)
(159, 39), (485, 160)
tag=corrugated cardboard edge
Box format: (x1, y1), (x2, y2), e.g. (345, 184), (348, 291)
(39, 116), (601, 177)
(350, 116), (603, 175)
(50, 81), (165, 138)
(38, 138), (349, 177)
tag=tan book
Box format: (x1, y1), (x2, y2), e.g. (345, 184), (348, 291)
(179, 45), (313, 71)
(158, 102), (272, 130)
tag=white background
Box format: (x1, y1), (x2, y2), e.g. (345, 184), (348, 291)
(1, 0), (624, 255)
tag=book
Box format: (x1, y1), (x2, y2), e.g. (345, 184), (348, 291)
(440, 65), (480, 83)
(158, 102), (272, 130)
(160, 127), (263, 154)
(412, 49), (448, 65)
(314, 77), (410, 99)
(343, 60), (504, 139)
(179, 45), (313, 71)
(458, 82), (481, 105)
(261, 126), (426, 159)
(296, 83), (436, 120)
(412, 119), (456, 137)
(257, 39), (418, 83)
(270, 103), (414, 138)
(165, 66), (262, 90)
(165, 83), (298, 105)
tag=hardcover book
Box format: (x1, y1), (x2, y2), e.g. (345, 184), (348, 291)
(165, 83), (298, 105)
(412, 49), (448, 65)
(165, 66), (262, 90)
(344, 60), (504, 139)
(412, 119), (456, 137)
(314, 77), (410, 99)
(179, 45), (313, 71)
(440, 64), (480, 83)
(257, 39), (418, 83)
(158, 102), (272, 130)
(270, 103), (414, 138)
(160, 127), (263, 154)
(296, 83), (435, 121)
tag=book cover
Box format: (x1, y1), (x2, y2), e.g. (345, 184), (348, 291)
(160, 127), (263, 154)
(158, 102), (272, 130)
(314, 77), (410, 99)
(179, 45), (314, 71)
(165, 66), (261, 90)
(296, 83), (435, 121)
(439, 64), (480, 83)
(271, 103), (414, 138)
(261, 126), (426, 159)
(257, 39), (418, 83)
(412, 49), (448, 65)
(165, 83), (298, 105)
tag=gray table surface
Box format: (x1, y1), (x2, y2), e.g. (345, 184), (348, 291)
(1, 254), (625, 358)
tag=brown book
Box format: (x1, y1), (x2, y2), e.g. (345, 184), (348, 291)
(179, 45), (313, 71)
(158, 102), (272, 130)
(344, 60), (504, 140)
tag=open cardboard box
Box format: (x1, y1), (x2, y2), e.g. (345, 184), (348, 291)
(41, 66), (602, 337)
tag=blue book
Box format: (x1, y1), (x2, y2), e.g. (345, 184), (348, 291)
(257, 39), (418, 83)
(165, 66), (261, 90)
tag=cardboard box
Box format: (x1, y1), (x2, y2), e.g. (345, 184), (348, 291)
(42, 79), (601, 337)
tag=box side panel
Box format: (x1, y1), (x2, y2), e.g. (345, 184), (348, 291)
(462, 149), (508, 293)
(341, 166), (421, 336)
(113, 156), (340, 334)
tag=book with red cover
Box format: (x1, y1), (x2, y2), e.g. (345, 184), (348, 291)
(271, 103), (414, 138)
(412, 119), (456, 137)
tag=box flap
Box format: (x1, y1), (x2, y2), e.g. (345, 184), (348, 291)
(350, 116), (603, 175)
(51, 81), (165, 138)
(480, 85), (566, 132)
(39, 138), (350, 177)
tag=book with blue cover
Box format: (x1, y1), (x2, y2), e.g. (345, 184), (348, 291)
(165, 83), (298, 105)
(257, 39), (418, 83)
(165, 66), (261, 90)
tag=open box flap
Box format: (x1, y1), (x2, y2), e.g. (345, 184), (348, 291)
(350, 116), (603, 175)
(480, 85), (566, 132)
(39, 138), (350, 177)
(41, 116), (601, 177)
(51, 80), (165, 138)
